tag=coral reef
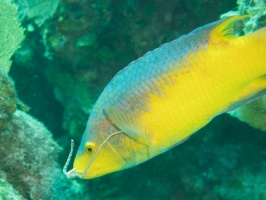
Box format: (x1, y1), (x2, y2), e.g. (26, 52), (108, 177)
(238, 0), (266, 33)
(0, 64), (88, 199)
(222, 0), (266, 33)
(0, 109), (89, 199)
(2, 0), (266, 199)
(0, 110), (60, 199)
(0, 1), (89, 199)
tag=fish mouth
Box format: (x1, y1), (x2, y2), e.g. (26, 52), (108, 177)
(66, 168), (82, 179)
(64, 143), (127, 179)
(64, 131), (127, 179)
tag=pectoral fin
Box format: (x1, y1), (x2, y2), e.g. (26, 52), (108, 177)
(105, 106), (149, 145)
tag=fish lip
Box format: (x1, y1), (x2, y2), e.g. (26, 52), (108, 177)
(66, 168), (82, 179)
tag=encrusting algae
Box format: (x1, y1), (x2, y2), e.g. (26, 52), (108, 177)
(64, 16), (266, 179)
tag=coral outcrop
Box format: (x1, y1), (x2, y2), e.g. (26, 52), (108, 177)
(0, 110), (60, 199)
(0, 109), (89, 199)
(0, 1), (89, 199)
(237, 0), (266, 33)
(0, 171), (26, 200)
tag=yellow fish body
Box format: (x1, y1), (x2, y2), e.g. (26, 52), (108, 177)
(66, 16), (266, 179)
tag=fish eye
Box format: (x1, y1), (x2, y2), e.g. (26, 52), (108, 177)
(85, 142), (96, 153)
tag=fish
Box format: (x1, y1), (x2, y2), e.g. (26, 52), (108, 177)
(64, 16), (266, 179)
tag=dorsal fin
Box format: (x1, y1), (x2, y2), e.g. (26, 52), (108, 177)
(210, 15), (249, 42)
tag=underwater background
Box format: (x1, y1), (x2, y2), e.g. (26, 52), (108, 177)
(0, 0), (266, 199)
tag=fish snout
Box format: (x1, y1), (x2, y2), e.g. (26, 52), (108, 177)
(66, 168), (82, 179)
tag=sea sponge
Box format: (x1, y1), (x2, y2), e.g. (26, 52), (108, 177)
(0, 171), (26, 200)
(0, 110), (89, 199)
(0, 110), (60, 199)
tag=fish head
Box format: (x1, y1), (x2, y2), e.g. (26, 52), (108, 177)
(67, 118), (149, 179)
(72, 131), (126, 179)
